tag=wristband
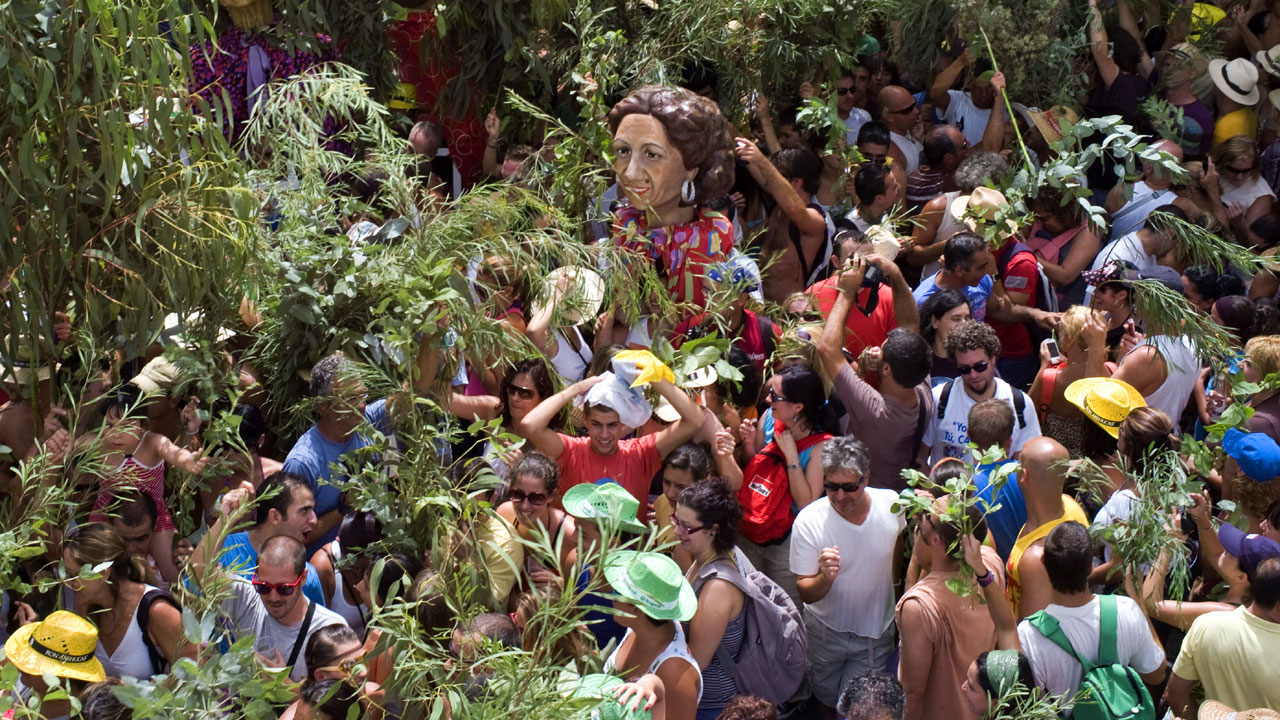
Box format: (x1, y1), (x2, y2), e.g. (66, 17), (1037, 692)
(975, 569), (994, 587)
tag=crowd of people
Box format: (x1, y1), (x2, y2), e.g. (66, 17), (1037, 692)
(10, 1), (1280, 720)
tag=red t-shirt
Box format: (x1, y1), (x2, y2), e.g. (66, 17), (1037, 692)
(807, 277), (898, 359)
(556, 433), (661, 521)
(991, 249), (1039, 359)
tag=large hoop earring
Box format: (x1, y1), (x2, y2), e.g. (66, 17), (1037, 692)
(681, 178), (696, 204)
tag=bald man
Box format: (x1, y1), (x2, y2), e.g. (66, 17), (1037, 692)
(1005, 437), (1090, 619)
(1103, 139), (1186, 240)
(877, 85), (924, 174)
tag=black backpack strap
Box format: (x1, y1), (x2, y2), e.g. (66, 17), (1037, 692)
(137, 589), (180, 675)
(788, 203), (829, 287)
(1012, 389), (1027, 430)
(286, 600), (317, 673)
(937, 379), (955, 420)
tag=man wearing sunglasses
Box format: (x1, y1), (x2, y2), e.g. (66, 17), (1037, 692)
(790, 436), (907, 713)
(923, 320), (1040, 467)
(191, 482), (349, 681)
(877, 85), (923, 174)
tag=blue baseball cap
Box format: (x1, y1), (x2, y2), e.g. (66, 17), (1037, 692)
(1222, 428), (1280, 482)
(1218, 522), (1280, 577)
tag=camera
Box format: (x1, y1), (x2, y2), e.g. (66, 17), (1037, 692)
(862, 265), (885, 288)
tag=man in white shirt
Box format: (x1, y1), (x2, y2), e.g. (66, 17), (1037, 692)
(1016, 522), (1165, 702)
(924, 320), (1040, 465)
(878, 85), (923, 174)
(838, 68), (873, 145)
(928, 51), (997, 147)
(1083, 206), (1182, 305)
(791, 436), (907, 711)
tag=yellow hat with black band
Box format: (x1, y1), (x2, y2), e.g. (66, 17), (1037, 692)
(3, 610), (106, 683)
(1064, 377), (1146, 438)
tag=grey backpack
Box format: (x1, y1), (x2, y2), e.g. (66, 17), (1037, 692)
(693, 552), (808, 705)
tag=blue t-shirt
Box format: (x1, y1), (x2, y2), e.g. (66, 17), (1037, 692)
(576, 567), (625, 651)
(220, 531), (326, 607)
(972, 460), (1026, 561)
(913, 272), (993, 323)
(283, 399), (392, 554)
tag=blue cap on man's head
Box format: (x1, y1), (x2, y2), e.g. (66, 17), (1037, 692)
(1223, 428), (1280, 482)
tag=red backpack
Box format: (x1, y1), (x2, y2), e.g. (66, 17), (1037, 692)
(738, 432), (833, 545)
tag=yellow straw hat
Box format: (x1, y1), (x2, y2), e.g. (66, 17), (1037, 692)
(1064, 377), (1146, 438)
(3, 611), (106, 683)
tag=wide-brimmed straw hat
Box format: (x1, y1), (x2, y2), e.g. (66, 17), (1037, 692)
(1209, 58), (1260, 105)
(3, 611), (106, 683)
(1065, 377), (1146, 438)
(949, 187), (1019, 238)
(562, 481), (647, 535)
(533, 266), (606, 327)
(1028, 106), (1080, 145)
(1199, 701), (1280, 720)
(604, 551), (697, 621)
(0, 335), (55, 385)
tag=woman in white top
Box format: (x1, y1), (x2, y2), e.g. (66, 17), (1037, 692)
(62, 523), (194, 679)
(310, 511), (380, 637)
(1215, 136), (1275, 247)
(1087, 407), (1180, 585)
(446, 359), (559, 481)
(604, 551), (702, 720)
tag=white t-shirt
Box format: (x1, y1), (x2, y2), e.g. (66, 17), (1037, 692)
(1082, 231), (1157, 305)
(890, 131), (923, 174)
(222, 579), (349, 681)
(789, 491), (905, 636)
(926, 378), (1041, 466)
(844, 107), (872, 145)
(1220, 174), (1275, 209)
(1017, 596), (1165, 700)
(942, 90), (992, 147)
(1092, 488), (1139, 563)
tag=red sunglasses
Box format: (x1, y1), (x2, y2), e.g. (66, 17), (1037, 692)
(250, 572), (306, 596)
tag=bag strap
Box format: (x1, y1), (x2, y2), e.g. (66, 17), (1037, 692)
(286, 599), (317, 673)
(325, 545), (367, 630)
(1028, 609), (1096, 673)
(1012, 388), (1027, 430)
(937, 379), (955, 420)
(1097, 594), (1120, 667)
(1038, 365), (1061, 419)
(909, 386), (928, 470)
(788, 203), (827, 286)
(137, 589), (180, 676)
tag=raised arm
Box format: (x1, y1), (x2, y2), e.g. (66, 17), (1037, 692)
(867, 253), (919, 333)
(817, 259), (865, 381)
(977, 73), (1007, 153)
(737, 137), (827, 236)
(1088, 0), (1122, 88)
(517, 376), (606, 461)
(755, 93), (782, 156)
(652, 380), (705, 458)
(482, 109), (503, 179)
(929, 51), (969, 111)
(190, 481), (255, 585)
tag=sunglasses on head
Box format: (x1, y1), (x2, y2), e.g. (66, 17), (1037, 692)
(823, 481), (862, 494)
(507, 384), (536, 401)
(956, 360), (990, 375)
(250, 572), (306, 596)
(317, 655), (366, 675)
(510, 488), (549, 505)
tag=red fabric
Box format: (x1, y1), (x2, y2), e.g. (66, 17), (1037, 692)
(671, 309), (774, 375)
(556, 433), (661, 522)
(738, 432), (833, 544)
(807, 277), (898, 359)
(991, 250), (1039, 359)
(613, 206), (734, 308)
(386, 12), (486, 185)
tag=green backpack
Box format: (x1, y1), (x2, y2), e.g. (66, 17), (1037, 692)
(1027, 595), (1156, 720)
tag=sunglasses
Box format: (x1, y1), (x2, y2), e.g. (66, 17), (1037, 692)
(251, 571), (306, 596)
(836, 87), (854, 96)
(507, 384), (537, 401)
(956, 360), (991, 375)
(671, 517), (706, 534)
(768, 389), (789, 403)
(1225, 165), (1256, 175)
(317, 655), (366, 675)
(510, 488), (549, 505)
(823, 481), (862, 494)
(887, 104), (918, 115)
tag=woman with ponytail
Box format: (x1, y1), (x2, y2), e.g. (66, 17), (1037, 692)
(62, 523), (194, 679)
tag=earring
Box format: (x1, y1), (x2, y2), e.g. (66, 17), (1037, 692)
(681, 178), (696, 204)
